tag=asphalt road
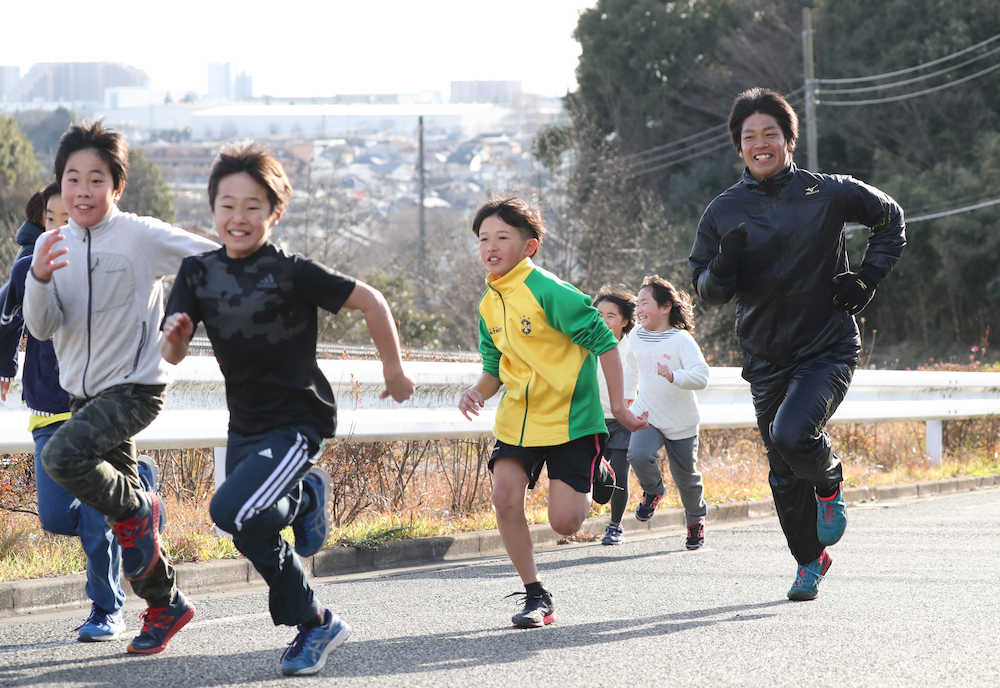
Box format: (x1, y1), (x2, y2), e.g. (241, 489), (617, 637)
(1, 487), (998, 687)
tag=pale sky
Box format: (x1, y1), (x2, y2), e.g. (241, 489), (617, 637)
(3, 0), (598, 98)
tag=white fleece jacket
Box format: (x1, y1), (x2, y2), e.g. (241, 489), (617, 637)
(24, 206), (217, 398)
(625, 327), (709, 440)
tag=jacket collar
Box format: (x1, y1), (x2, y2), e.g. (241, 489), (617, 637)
(67, 204), (120, 237)
(486, 257), (535, 292)
(742, 162), (797, 195)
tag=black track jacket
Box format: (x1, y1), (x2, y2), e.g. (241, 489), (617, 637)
(689, 164), (905, 380)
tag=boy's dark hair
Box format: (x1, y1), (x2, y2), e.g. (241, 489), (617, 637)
(41, 181), (61, 206)
(54, 121), (129, 192)
(728, 87), (798, 153)
(472, 197), (545, 256)
(640, 275), (695, 332)
(23, 188), (47, 228)
(593, 285), (637, 336)
(207, 142), (292, 214)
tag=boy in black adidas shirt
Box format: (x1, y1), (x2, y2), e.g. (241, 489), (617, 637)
(161, 143), (414, 676)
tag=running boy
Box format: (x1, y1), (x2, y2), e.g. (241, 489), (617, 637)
(161, 142), (414, 676)
(459, 197), (647, 628)
(23, 121), (218, 654)
(1, 181), (157, 642)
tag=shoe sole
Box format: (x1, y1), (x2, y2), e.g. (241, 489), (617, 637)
(126, 605), (195, 654)
(685, 542), (704, 550)
(78, 629), (124, 642)
(281, 621), (352, 676)
(512, 612), (554, 629)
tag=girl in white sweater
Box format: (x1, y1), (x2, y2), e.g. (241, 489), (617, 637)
(625, 276), (710, 549)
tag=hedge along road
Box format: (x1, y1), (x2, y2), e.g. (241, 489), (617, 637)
(0, 484), (997, 687)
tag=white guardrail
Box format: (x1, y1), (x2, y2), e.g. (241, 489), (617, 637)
(1, 357), (998, 466)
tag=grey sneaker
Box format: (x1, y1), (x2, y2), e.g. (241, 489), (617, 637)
(601, 523), (624, 545)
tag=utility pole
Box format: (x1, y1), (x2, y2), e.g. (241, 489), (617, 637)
(802, 7), (819, 170)
(417, 115), (427, 308)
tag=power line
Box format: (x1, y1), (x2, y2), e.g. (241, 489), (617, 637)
(818, 60), (1000, 106)
(817, 44), (1000, 95)
(845, 196), (1000, 233)
(816, 32), (1000, 84)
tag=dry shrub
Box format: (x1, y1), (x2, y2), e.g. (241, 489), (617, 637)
(433, 438), (492, 515)
(0, 453), (37, 516)
(148, 447), (216, 503)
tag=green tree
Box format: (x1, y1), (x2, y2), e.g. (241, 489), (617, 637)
(119, 149), (176, 223)
(0, 116), (42, 267)
(317, 269), (450, 349)
(17, 107), (75, 157)
(558, 0), (1000, 363)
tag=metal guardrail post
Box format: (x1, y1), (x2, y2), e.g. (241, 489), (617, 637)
(925, 420), (943, 465)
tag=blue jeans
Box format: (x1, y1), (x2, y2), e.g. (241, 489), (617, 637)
(33, 421), (125, 614)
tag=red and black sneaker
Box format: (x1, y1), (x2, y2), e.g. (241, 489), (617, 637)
(635, 491), (663, 522)
(685, 520), (705, 550)
(508, 588), (554, 628)
(113, 490), (163, 580)
(127, 591), (195, 654)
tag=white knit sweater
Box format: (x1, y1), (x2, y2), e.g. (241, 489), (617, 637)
(625, 327), (709, 440)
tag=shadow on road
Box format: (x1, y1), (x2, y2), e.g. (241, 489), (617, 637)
(0, 600), (785, 685)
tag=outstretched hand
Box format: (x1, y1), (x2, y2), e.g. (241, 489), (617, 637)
(458, 387), (486, 420)
(162, 312), (194, 344)
(381, 369), (415, 402)
(30, 230), (69, 282)
(614, 405), (648, 432)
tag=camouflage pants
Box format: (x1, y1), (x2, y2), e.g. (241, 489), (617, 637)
(40, 383), (176, 604)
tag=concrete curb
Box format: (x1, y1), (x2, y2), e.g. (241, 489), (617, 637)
(2, 474), (997, 617)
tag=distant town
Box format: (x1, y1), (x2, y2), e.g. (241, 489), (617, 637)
(0, 61), (569, 240)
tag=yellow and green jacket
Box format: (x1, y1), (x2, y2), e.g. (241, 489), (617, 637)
(478, 257), (618, 446)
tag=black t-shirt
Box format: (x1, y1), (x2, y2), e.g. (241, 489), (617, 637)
(164, 242), (356, 437)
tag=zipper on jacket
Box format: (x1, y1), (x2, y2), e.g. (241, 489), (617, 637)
(490, 284), (530, 445)
(81, 229), (93, 397)
(127, 321), (147, 378)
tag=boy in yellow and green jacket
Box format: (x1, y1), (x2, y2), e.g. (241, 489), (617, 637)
(459, 197), (647, 630)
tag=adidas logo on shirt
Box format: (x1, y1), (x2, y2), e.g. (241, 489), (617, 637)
(258, 447), (273, 458)
(257, 274), (278, 289)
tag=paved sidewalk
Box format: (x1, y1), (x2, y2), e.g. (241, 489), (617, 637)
(2, 474), (996, 617)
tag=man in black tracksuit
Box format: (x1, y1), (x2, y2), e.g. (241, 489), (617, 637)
(689, 88), (905, 600)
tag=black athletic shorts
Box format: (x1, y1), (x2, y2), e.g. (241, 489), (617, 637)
(489, 434), (606, 493)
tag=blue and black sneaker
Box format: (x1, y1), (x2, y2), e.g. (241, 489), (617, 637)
(113, 490), (163, 580)
(76, 604), (125, 642)
(292, 466), (332, 557)
(280, 609), (352, 676)
(817, 486), (847, 545)
(787, 549), (833, 601)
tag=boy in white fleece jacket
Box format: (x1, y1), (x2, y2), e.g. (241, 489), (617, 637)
(24, 121), (217, 655)
(625, 276), (710, 550)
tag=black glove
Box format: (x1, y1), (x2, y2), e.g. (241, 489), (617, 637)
(710, 223), (747, 278)
(832, 265), (880, 315)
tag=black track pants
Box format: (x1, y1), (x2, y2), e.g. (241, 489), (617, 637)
(750, 353), (855, 564)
